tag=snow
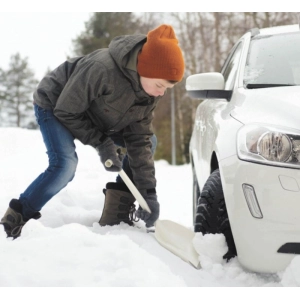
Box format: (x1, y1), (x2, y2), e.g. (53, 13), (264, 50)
(1, 127), (300, 289)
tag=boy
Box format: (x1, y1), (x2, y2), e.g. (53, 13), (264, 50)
(1, 24), (185, 238)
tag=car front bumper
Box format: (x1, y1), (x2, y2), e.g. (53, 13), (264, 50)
(220, 154), (300, 273)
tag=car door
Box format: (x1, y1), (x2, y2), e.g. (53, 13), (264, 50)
(196, 42), (244, 190)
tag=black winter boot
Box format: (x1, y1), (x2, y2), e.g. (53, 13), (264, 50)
(99, 182), (138, 226)
(0, 199), (41, 239)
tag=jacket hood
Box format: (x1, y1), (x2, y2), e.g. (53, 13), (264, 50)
(109, 34), (146, 74)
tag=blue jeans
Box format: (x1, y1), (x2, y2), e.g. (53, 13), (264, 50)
(19, 104), (156, 219)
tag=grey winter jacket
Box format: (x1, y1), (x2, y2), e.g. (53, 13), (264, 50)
(33, 34), (160, 190)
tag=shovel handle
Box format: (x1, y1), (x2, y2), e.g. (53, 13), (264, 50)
(104, 159), (114, 168)
(105, 159), (151, 213)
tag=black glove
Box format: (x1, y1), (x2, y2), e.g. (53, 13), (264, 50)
(96, 138), (123, 172)
(136, 193), (160, 228)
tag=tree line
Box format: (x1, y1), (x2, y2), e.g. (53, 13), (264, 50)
(0, 12), (298, 163)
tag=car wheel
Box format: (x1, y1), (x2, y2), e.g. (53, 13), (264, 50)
(192, 165), (201, 226)
(194, 168), (237, 260)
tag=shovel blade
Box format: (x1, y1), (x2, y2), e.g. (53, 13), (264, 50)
(154, 219), (200, 269)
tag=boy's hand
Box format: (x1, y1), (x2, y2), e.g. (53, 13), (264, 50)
(136, 193), (159, 227)
(96, 138), (123, 172)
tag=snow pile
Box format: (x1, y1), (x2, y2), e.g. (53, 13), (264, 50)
(192, 230), (280, 286)
(0, 220), (185, 287)
(193, 232), (228, 266)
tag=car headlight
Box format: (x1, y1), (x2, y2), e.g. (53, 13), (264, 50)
(237, 124), (300, 168)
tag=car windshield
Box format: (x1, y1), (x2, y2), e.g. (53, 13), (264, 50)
(244, 31), (300, 88)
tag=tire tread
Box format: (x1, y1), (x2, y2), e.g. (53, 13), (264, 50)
(194, 169), (237, 260)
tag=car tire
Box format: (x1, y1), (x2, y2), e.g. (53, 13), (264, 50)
(194, 168), (237, 260)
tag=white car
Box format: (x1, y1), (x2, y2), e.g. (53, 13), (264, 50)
(187, 24), (300, 273)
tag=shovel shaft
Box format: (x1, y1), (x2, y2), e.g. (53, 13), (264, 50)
(105, 159), (151, 213)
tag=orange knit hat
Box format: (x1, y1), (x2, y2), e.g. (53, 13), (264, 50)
(137, 24), (185, 82)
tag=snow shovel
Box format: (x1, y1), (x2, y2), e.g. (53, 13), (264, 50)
(105, 160), (200, 269)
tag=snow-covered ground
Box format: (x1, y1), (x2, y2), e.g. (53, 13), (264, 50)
(1, 127), (300, 288)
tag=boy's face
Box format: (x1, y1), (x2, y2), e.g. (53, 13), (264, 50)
(140, 77), (175, 97)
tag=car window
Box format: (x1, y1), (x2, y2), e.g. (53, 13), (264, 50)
(244, 32), (300, 86)
(222, 42), (243, 91)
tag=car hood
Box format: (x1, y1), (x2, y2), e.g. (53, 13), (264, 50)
(230, 86), (300, 129)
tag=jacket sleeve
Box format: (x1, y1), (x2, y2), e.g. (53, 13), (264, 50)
(53, 60), (106, 147)
(122, 109), (157, 191)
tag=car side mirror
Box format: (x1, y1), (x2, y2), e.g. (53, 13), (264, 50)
(186, 72), (232, 101)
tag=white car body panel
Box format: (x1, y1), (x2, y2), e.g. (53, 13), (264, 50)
(231, 86), (300, 128)
(219, 155), (300, 273)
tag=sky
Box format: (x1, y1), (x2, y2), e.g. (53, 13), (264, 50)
(0, 12), (91, 80)
(1, 128), (300, 293)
